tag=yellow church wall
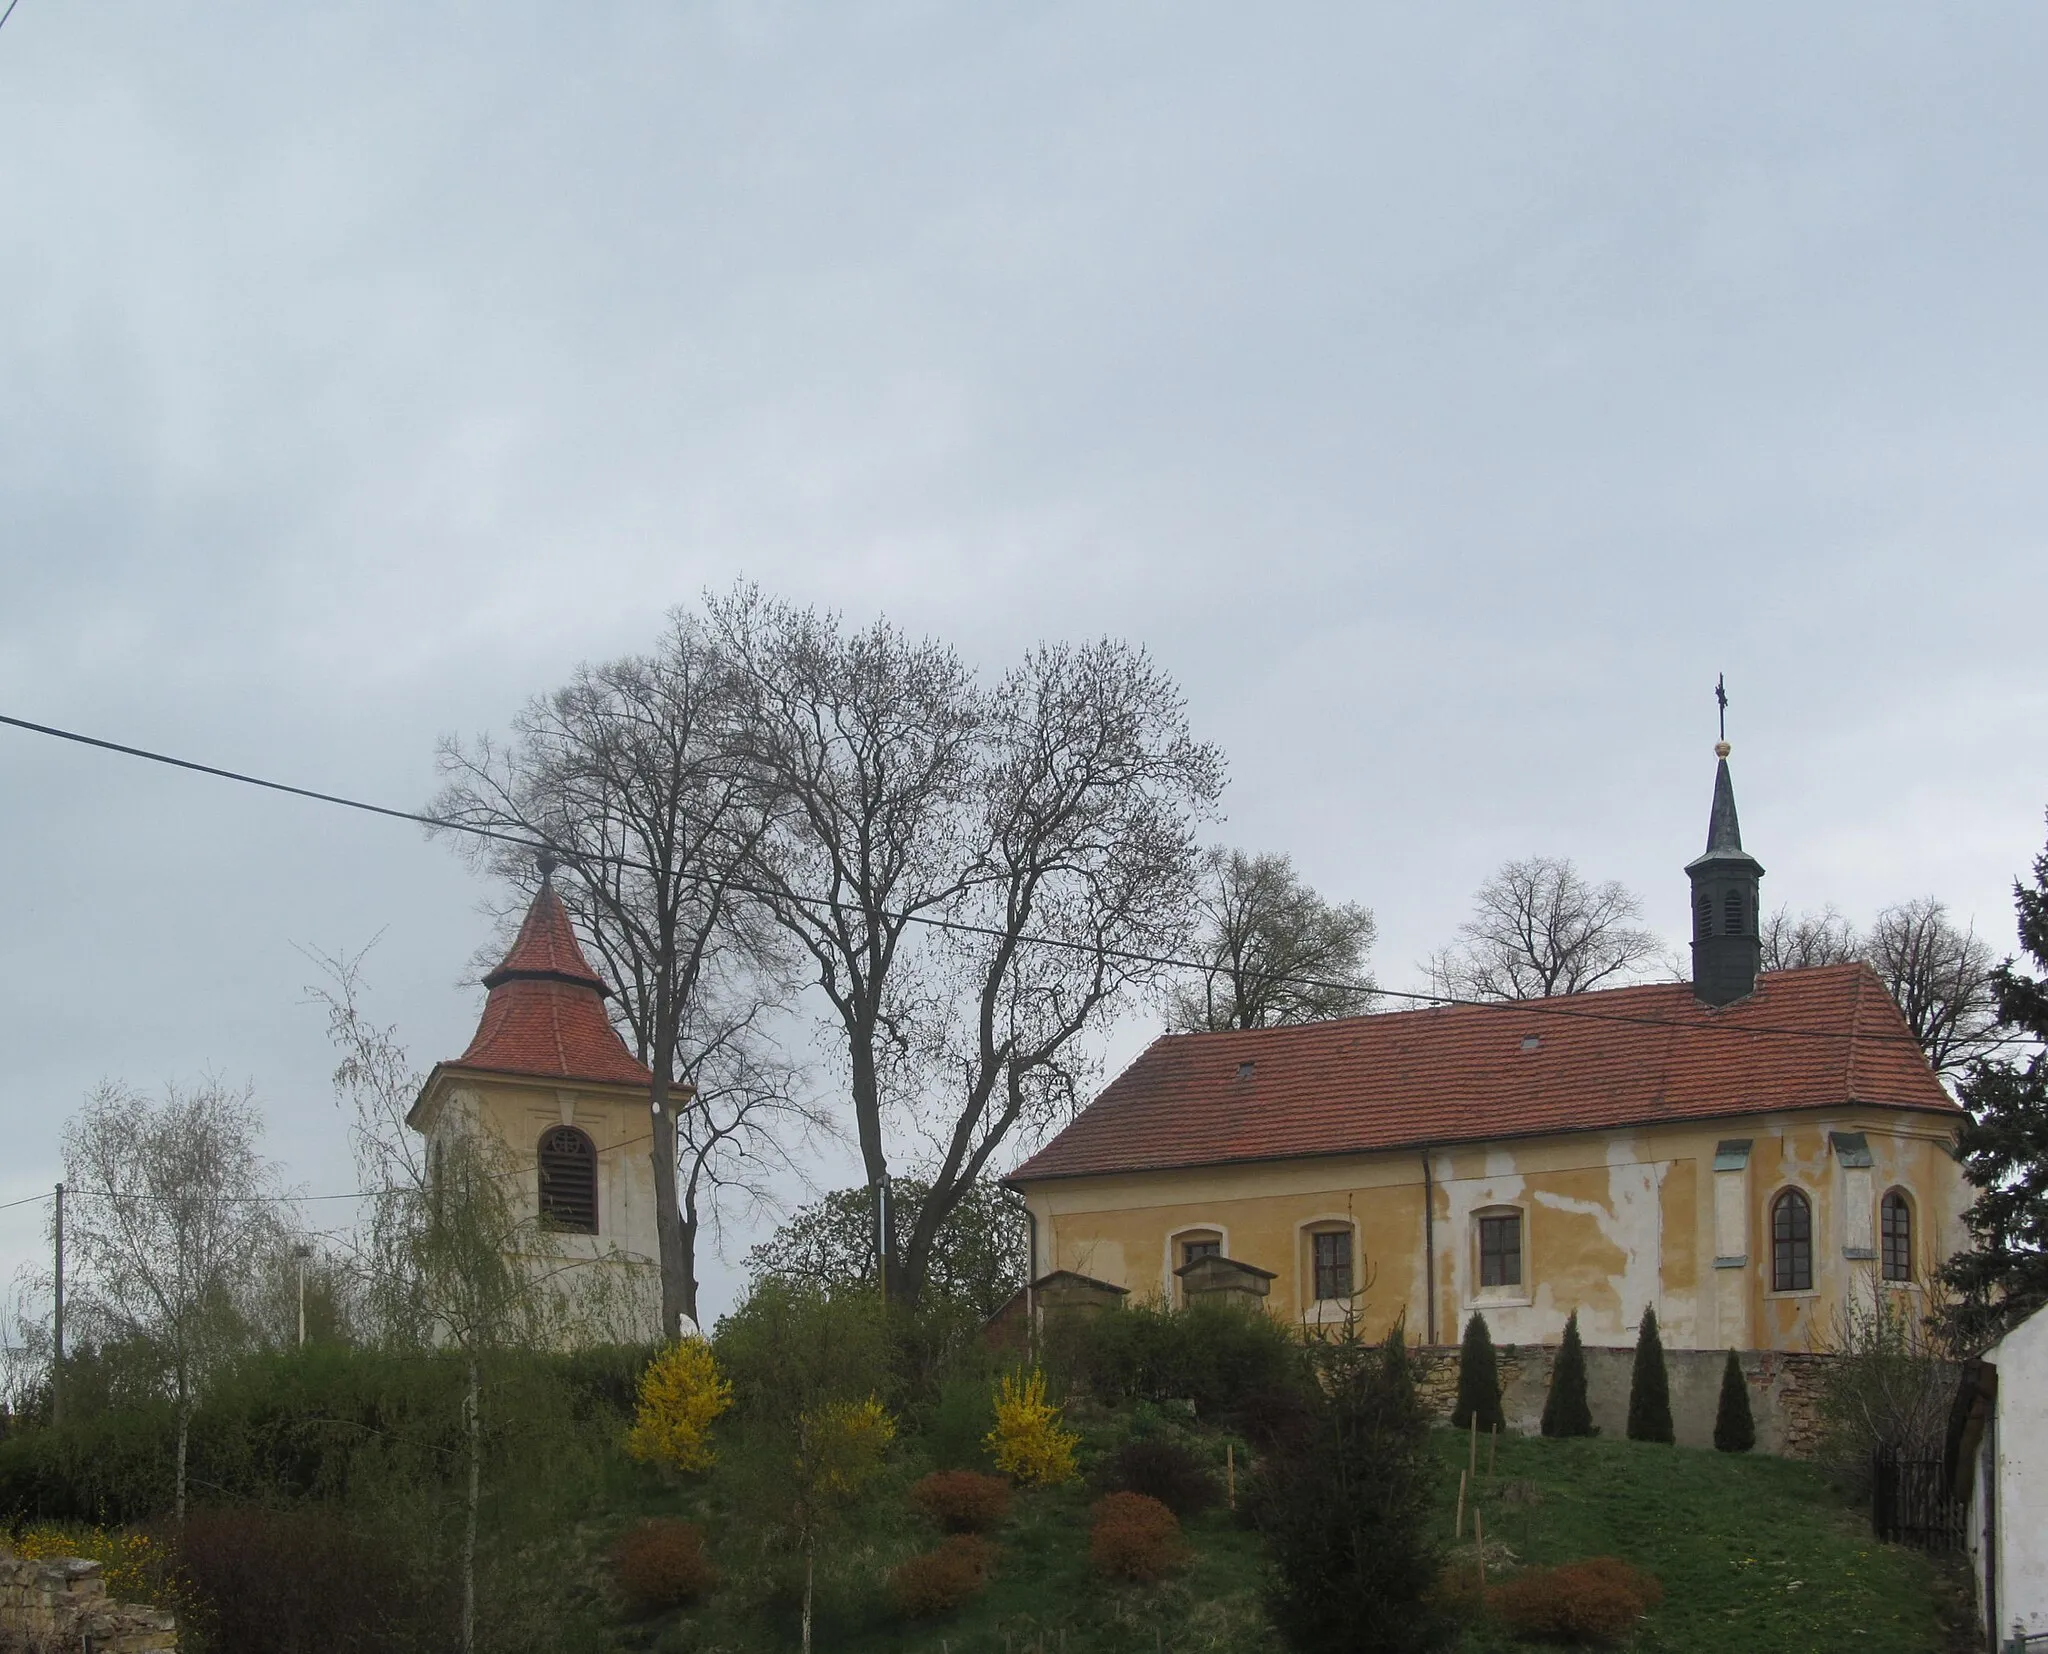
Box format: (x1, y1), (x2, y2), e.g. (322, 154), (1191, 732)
(413, 1069), (665, 1339)
(1022, 1107), (1966, 1353)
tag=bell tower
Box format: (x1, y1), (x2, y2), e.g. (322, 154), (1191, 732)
(1685, 678), (1764, 1006)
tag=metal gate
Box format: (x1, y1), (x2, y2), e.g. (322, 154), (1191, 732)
(1871, 1442), (1965, 1552)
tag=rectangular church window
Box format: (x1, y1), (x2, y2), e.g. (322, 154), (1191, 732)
(1312, 1230), (1353, 1301)
(1478, 1213), (1522, 1288)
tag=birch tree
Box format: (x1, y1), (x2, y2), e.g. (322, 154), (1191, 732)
(311, 950), (595, 1654)
(60, 1080), (283, 1524)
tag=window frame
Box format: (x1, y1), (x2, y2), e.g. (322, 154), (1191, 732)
(1476, 1208), (1524, 1291)
(1770, 1186), (1814, 1294)
(1880, 1188), (1913, 1284)
(537, 1124), (600, 1235)
(1309, 1227), (1355, 1304)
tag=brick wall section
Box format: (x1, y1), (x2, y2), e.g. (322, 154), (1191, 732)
(0, 1550), (177, 1652)
(1413, 1344), (1833, 1457)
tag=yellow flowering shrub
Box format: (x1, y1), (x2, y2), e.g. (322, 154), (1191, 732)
(11, 1524), (184, 1610)
(985, 1368), (1079, 1486)
(802, 1395), (897, 1498)
(625, 1337), (734, 1474)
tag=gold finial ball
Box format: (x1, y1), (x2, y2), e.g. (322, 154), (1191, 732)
(1714, 740), (1731, 759)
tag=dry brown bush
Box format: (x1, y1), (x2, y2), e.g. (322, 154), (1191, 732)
(908, 1469), (1011, 1533)
(1486, 1556), (1661, 1646)
(1087, 1490), (1187, 1584)
(613, 1519), (720, 1615)
(888, 1535), (997, 1618)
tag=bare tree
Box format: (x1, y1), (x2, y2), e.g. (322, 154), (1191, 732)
(1868, 897), (2000, 1077)
(1168, 847), (1376, 1031)
(432, 613), (785, 1334)
(61, 1080), (284, 1524)
(1427, 855), (1664, 1001)
(900, 640), (1223, 1302)
(1760, 904), (1863, 972)
(310, 949), (609, 1654)
(707, 588), (983, 1301)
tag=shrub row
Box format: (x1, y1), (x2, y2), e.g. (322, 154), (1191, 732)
(1047, 1301), (1302, 1423)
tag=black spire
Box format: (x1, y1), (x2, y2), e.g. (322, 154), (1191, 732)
(1685, 684), (1764, 1006)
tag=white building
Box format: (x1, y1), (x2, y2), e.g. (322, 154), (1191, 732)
(1960, 1302), (2048, 1649)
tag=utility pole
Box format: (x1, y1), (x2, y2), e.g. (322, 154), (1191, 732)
(294, 1242), (313, 1348)
(51, 1182), (64, 1427)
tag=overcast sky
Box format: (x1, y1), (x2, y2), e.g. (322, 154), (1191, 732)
(3, 4), (2045, 1320)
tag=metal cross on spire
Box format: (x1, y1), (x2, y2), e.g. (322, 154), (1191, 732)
(1715, 673), (1728, 743)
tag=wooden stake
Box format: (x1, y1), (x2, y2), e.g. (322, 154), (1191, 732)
(1489, 1422), (1498, 1476)
(1475, 1508), (1486, 1588)
(1455, 1468), (1467, 1538)
(1227, 1442), (1237, 1510)
(1469, 1411), (1478, 1477)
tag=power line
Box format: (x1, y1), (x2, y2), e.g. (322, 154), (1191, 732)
(0, 0), (23, 36)
(0, 708), (2006, 1053)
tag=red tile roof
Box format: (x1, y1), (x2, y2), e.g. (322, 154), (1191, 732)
(450, 882), (652, 1089)
(1009, 964), (1960, 1185)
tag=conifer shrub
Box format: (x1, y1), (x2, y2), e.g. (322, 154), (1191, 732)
(1254, 1323), (1449, 1654)
(1451, 1311), (1504, 1433)
(985, 1368), (1080, 1486)
(1090, 1437), (1220, 1518)
(888, 1534), (997, 1618)
(613, 1518), (720, 1614)
(1540, 1309), (1596, 1437)
(1486, 1556), (1662, 1645)
(908, 1469), (1011, 1532)
(1625, 1306), (1674, 1444)
(1713, 1347), (1756, 1452)
(1088, 1491), (1187, 1583)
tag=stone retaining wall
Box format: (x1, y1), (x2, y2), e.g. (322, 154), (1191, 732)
(1414, 1343), (1832, 1457)
(0, 1551), (177, 1652)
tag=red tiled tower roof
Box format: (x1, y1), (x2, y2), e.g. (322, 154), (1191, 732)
(450, 880), (653, 1089)
(1009, 963), (1960, 1185)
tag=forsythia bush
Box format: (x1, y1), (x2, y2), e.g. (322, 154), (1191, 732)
(908, 1470), (1011, 1533)
(804, 1396), (897, 1497)
(984, 1368), (1080, 1486)
(12, 1524), (185, 1610)
(1088, 1491), (1186, 1583)
(614, 1519), (720, 1613)
(625, 1337), (734, 1473)
(888, 1535), (997, 1618)
(1487, 1557), (1663, 1646)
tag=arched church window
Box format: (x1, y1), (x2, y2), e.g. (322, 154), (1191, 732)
(1724, 890), (1744, 934)
(1771, 1188), (1812, 1292)
(1881, 1190), (1913, 1283)
(538, 1126), (598, 1234)
(1697, 893), (1713, 935)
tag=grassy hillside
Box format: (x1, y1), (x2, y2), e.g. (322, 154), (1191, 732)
(578, 1428), (1945, 1654)
(1428, 1431), (1945, 1654)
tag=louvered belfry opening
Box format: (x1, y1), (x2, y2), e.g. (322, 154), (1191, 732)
(538, 1126), (599, 1234)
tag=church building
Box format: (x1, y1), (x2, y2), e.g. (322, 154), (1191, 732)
(408, 870), (668, 1338)
(1007, 746), (1968, 1354)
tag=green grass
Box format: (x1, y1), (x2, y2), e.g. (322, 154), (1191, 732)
(1433, 1429), (1944, 1653)
(579, 1427), (1948, 1653)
